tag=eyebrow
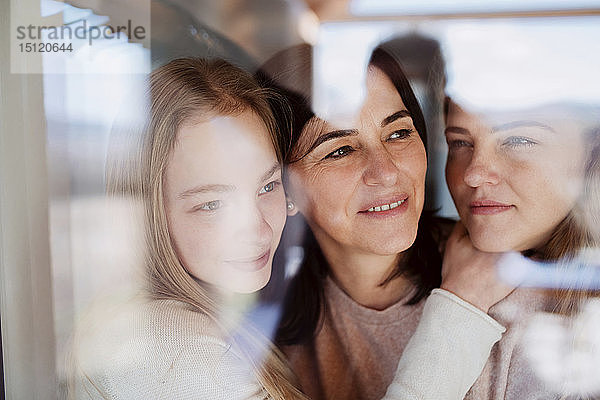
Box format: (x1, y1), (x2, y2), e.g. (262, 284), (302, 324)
(381, 110), (411, 128)
(444, 126), (470, 136)
(491, 120), (556, 133)
(306, 129), (359, 155)
(304, 110), (413, 155)
(177, 163), (281, 200)
(260, 163), (281, 182)
(178, 184), (235, 199)
(445, 121), (556, 136)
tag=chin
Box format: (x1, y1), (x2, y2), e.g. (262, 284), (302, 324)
(360, 228), (418, 255)
(228, 268), (271, 294)
(469, 230), (514, 253)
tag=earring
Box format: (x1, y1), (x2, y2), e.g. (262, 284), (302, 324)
(287, 201), (295, 211)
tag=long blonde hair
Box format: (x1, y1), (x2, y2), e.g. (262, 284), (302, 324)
(108, 57), (305, 399)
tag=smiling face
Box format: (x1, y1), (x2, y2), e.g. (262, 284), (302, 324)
(445, 100), (587, 252)
(163, 110), (286, 294)
(286, 66), (427, 257)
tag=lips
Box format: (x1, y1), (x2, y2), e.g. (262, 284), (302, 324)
(366, 199), (405, 212)
(469, 200), (513, 215)
(358, 195), (409, 216)
(225, 249), (270, 272)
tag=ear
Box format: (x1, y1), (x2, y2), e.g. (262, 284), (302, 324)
(286, 198), (298, 216)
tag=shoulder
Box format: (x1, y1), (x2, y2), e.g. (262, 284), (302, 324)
(143, 299), (224, 338)
(478, 289), (555, 399)
(73, 298), (224, 376)
(77, 298), (223, 347)
(489, 288), (548, 326)
(73, 299), (265, 399)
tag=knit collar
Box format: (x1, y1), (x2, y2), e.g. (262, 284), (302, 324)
(323, 275), (424, 326)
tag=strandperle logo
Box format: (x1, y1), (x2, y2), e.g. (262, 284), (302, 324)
(10, 0), (151, 74)
(15, 19), (147, 47)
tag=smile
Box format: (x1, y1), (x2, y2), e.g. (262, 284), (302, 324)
(225, 250), (270, 272)
(366, 199), (405, 212)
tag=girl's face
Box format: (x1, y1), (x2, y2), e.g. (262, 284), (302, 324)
(445, 101), (587, 252)
(286, 66), (427, 256)
(163, 110), (286, 294)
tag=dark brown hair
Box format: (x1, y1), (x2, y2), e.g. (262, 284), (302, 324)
(257, 44), (443, 345)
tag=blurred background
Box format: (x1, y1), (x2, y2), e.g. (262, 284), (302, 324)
(1, 0), (600, 398)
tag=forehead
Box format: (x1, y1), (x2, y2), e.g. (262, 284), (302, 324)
(175, 110), (271, 149)
(364, 66), (401, 106)
(166, 110), (277, 185)
(446, 101), (588, 136)
(297, 67), (405, 144)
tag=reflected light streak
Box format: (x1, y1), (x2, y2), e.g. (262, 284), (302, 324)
(524, 299), (600, 395)
(498, 251), (600, 289)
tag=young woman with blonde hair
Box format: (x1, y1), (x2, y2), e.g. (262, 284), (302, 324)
(72, 57), (306, 399)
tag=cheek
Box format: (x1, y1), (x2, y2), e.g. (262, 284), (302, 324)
(445, 160), (472, 211)
(552, 149), (586, 205)
(512, 150), (582, 204)
(529, 168), (580, 217)
(261, 191), (287, 237)
(288, 164), (356, 216)
(167, 215), (219, 275)
(445, 163), (459, 189)
(445, 156), (465, 191)
(415, 150), (428, 192)
(394, 141), (427, 192)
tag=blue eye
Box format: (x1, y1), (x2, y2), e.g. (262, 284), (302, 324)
(388, 129), (413, 140)
(324, 145), (354, 160)
(503, 136), (537, 148)
(197, 200), (221, 211)
(259, 180), (281, 195)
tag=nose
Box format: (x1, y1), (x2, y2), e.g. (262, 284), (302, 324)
(463, 149), (500, 187)
(362, 146), (400, 187)
(234, 199), (272, 246)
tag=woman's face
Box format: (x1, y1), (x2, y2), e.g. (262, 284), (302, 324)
(445, 101), (587, 252)
(163, 110), (286, 294)
(286, 66), (427, 256)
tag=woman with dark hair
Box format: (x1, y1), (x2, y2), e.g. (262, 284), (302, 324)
(258, 44), (513, 400)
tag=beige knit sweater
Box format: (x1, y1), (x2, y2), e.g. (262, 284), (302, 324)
(284, 279), (556, 400)
(465, 288), (553, 400)
(283, 277), (426, 400)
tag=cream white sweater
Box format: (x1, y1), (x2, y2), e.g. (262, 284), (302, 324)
(385, 289), (505, 400)
(73, 299), (267, 399)
(73, 291), (503, 400)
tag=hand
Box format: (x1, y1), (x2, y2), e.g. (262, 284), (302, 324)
(441, 221), (515, 313)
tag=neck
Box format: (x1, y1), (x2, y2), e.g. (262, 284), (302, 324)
(318, 237), (413, 310)
(208, 285), (258, 326)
